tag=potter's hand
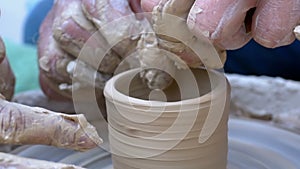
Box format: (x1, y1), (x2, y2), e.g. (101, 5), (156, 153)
(142, 0), (300, 49)
(38, 0), (142, 100)
(0, 37), (15, 100)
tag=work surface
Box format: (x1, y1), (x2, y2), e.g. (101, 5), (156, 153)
(11, 118), (300, 169)
(228, 74), (300, 134)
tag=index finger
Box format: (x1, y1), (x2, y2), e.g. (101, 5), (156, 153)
(253, 0), (300, 48)
(187, 0), (257, 49)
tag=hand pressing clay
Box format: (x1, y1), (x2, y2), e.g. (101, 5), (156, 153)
(39, 0), (139, 101)
(0, 97), (102, 151)
(52, 0), (122, 73)
(138, 0), (226, 90)
(0, 152), (84, 169)
(38, 0), (114, 105)
(39, 0), (226, 98)
(38, 3), (75, 100)
(52, 0), (96, 57)
(82, 0), (144, 58)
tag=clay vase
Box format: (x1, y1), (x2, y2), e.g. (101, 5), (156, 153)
(104, 68), (230, 169)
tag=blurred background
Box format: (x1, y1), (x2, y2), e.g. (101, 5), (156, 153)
(0, 0), (41, 43)
(0, 0), (42, 94)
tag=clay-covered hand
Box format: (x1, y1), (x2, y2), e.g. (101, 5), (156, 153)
(138, 0), (227, 90)
(38, 0), (227, 94)
(39, 0), (228, 93)
(142, 0), (300, 49)
(0, 37), (15, 100)
(38, 0), (142, 101)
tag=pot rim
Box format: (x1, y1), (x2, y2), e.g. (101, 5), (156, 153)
(104, 68), (226, 107)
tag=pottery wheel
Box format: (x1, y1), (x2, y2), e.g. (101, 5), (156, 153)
(11, 118), (300, 169)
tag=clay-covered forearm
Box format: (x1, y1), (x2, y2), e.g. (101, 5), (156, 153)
(0, 98), (102, 151)
(0, 152), (84, 169)
(0, 37), (15, 100)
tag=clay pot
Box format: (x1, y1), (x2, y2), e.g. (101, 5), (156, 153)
(104, 68), (230, 169)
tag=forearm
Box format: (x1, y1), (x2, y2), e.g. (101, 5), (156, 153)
(0, 98), (102, 151)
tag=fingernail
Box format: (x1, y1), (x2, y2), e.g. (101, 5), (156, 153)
(277, 33), (295, 47)
(254, 31), (284, 48)
(254, 33), (294, 48)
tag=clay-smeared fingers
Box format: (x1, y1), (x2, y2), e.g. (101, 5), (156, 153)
(82, 0), (142, 58)
(38, 0), (119, 102)
(253, 0), (300, 48)
(187, 0), (257, 49)
(52, 0), (122, 74)
(52, 0), (98, 57)
(38, 4), (73, 100)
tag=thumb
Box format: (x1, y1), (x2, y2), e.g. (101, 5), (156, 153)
(129, 0), (143, 13)
(141, 0), (160, 12)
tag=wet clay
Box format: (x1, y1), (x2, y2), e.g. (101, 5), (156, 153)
(104, 68), (230, 169)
